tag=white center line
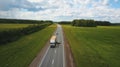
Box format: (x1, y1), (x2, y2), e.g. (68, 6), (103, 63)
(39, 44), (50, 67)
(55, 50), (56, 53)
(52, 59), (54, 64)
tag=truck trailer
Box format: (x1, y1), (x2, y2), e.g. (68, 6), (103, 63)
(50, 35), (57, 48)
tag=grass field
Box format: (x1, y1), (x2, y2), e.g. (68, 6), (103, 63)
(0, 24), (56, 67)
(63, 25), (120, 67)
(0, 24), (32, 31)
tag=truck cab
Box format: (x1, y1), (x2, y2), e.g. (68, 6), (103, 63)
(50, 36), (57, 48)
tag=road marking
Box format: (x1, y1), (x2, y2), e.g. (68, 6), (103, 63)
(39, 24), (65, 67)
(55, 50), (56, 53)
(61, 25), (65, 67)
(52, 59), (54, 64)
(39, 46), (50, 67)
(63, 43), (65, 67)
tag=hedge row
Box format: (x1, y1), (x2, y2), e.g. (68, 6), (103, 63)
(0, 23), (52, 45)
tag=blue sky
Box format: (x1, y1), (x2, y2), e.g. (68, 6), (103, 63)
(0, 0), (120, 23)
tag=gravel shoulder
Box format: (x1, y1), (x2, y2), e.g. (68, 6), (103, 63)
(63, 29), (76, 67)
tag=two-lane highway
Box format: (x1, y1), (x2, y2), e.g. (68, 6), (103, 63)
(39, 24), (65, 67)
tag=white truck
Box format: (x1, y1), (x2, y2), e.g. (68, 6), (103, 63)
(50, 35), (57, 48)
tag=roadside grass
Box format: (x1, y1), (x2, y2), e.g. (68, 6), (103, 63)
(0, 24), (32, 31)
(63, 25), (120, 67)
(0, 24), (56, 67)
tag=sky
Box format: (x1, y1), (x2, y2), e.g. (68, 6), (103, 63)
(0, 0), (120, 23)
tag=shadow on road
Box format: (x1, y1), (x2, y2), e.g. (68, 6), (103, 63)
(55, 42), (61, 48)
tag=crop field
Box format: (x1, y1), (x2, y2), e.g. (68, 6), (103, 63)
(63, 25), (120, 67)
(0, 24), (56, 67)
(0, 24), (32, 31)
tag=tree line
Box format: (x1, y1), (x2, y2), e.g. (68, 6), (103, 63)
(58, 21), (71, 24)
(72, 19), (97, 27)
(0, 18), (53, 24)
(72, 19), (111, 27)
(95, 21), (111, 26)
(111, 23), (120, 26)
(0, 22), (52, 45)
(58, 19), (112, 27)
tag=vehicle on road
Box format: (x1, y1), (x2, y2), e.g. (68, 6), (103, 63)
(50, 35), (57, 48)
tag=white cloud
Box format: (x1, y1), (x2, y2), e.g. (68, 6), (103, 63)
(0, 0), (120, 22)
(27, 0), (44, 3)
(102, 0), (109, 5)
(114, 0), (119, 2)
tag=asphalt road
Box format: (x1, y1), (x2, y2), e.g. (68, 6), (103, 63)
(38, 24), (65, 67)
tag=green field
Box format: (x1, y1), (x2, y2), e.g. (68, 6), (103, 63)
(0, 24), (32, 31)
(63, 25), (120, 67)
(0, 24), (56, 67)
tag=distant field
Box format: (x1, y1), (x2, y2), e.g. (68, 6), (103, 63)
(0, 24), (56, 67)
(0, 24), (32, 31)
(63, 25), (120, 67)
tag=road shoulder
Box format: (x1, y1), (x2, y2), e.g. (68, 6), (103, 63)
(29, 40), (50, 67)
(63, 28), (76, 67)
